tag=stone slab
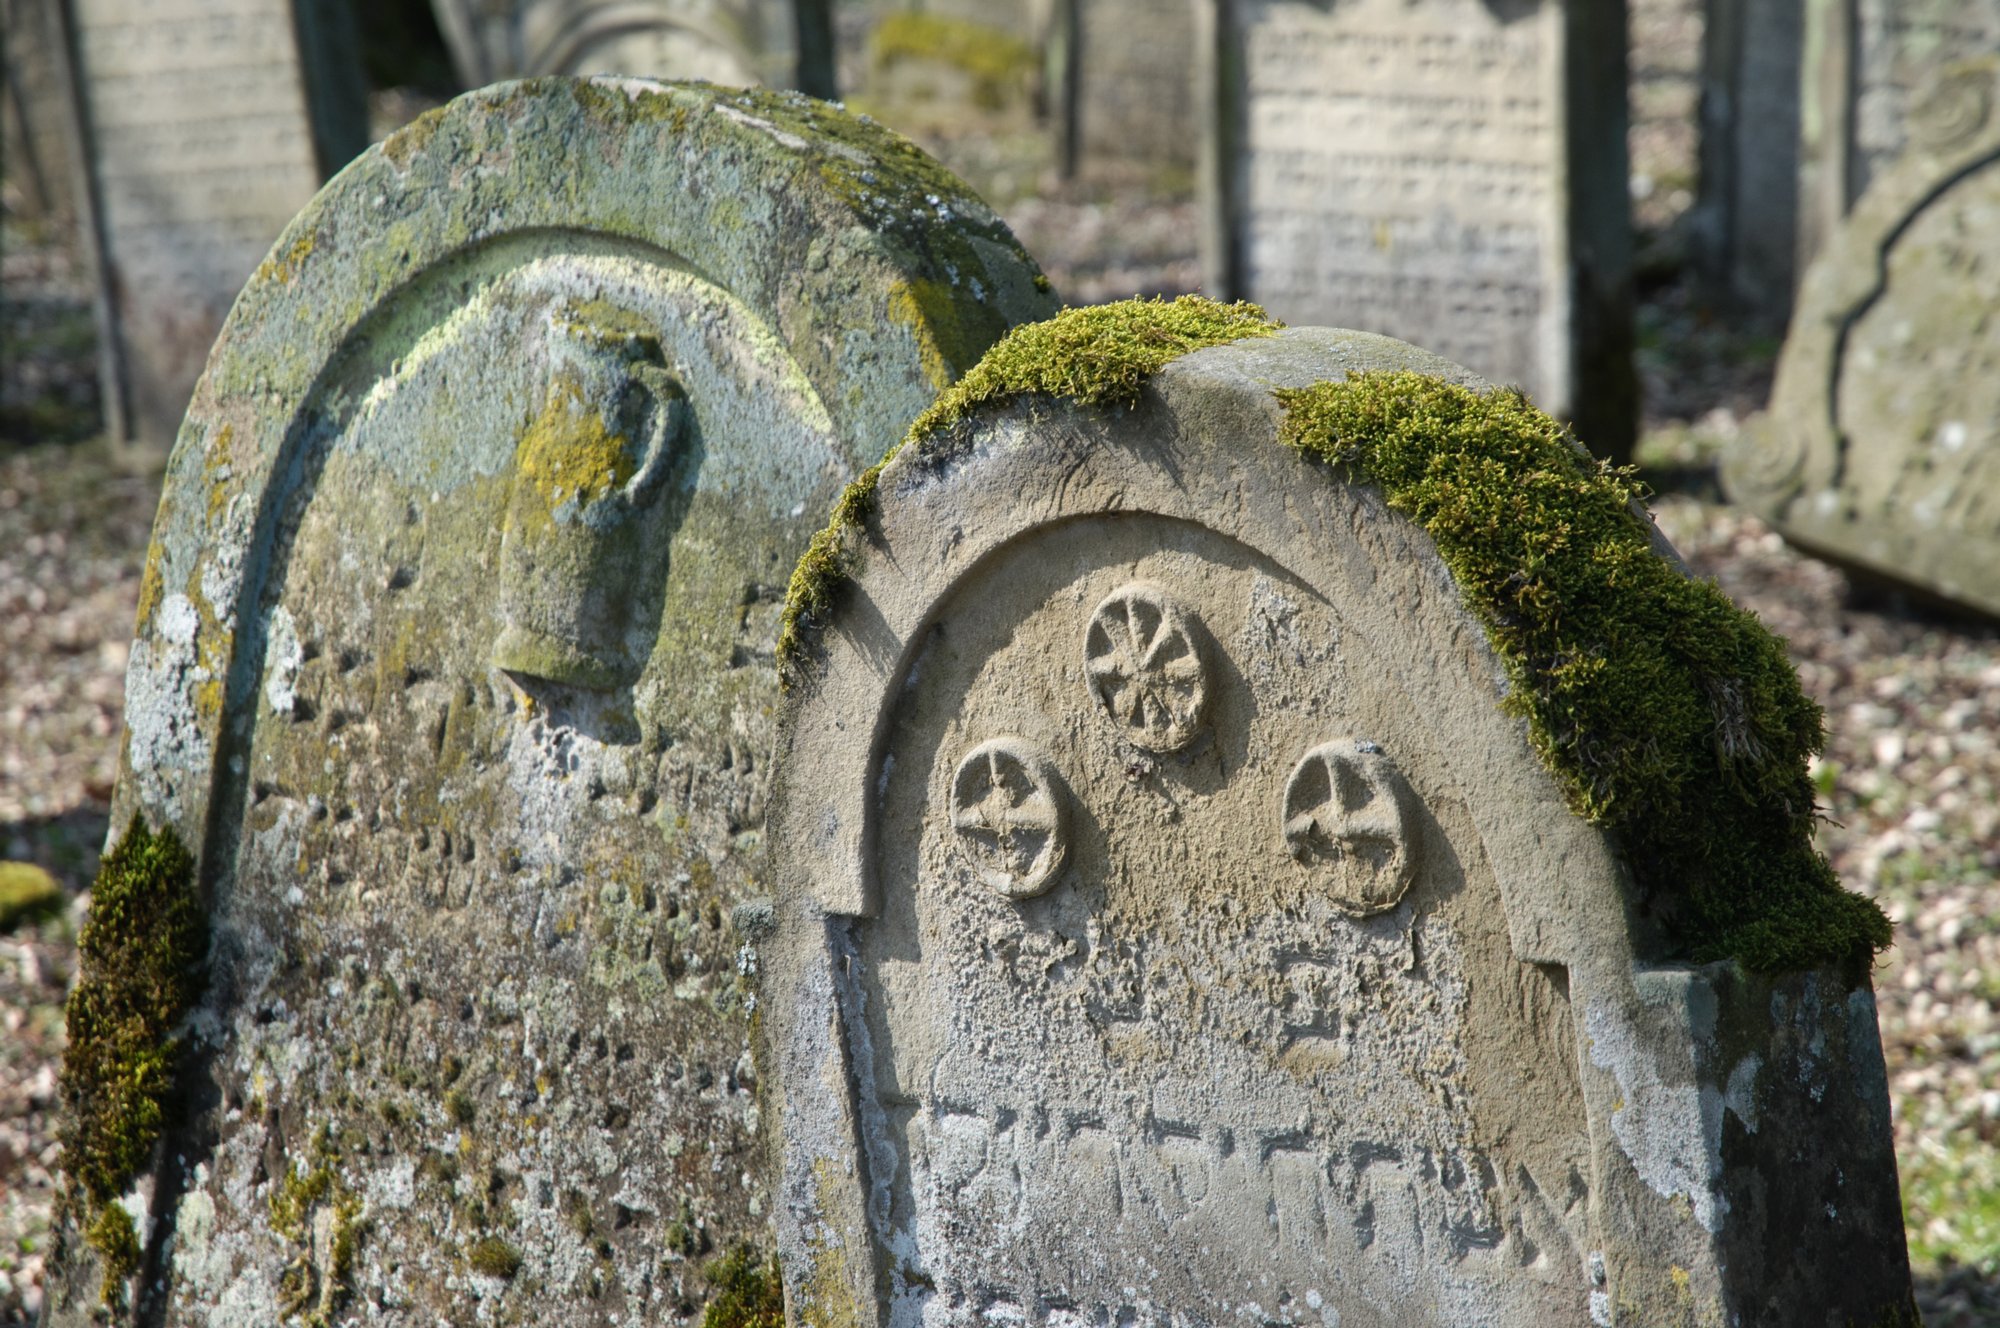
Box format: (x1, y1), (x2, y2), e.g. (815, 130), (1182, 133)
(1053, 0), (1197, 179)
(762, 325), (1913, 1324)
(1728, 55), (2000, 619)
(1692, 0), (1804, 324)
(2, 0), (79, 221)
(45, 78), (1054, 1324)
(63, 0), (366, 450)
(1198, 0), (1636, 463)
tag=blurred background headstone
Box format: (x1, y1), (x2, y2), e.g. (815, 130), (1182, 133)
(59, 0), (369, 454)
(1198, 0), (1638, 464)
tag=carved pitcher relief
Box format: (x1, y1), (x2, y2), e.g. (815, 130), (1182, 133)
(494, 300), (687, 691)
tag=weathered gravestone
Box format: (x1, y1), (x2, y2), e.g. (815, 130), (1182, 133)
(1798, 0), (2000, 266)
(762, 300), (1913, 1324)
(45, 77), (1054, 1323)
(429, 0), (774, 90)
(1199, 0), (1637, 464)
(1726, 55), (2000, 618)
(62, 0), (367, 451)
(1691, 0), (1804, 323)
(1051, 0), (1197, 182)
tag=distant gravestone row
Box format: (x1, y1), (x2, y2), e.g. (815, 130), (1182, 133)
(1198, 0), (1639, 464)
(427, 0), (784, 91)
(52, 76), (1921, 1328)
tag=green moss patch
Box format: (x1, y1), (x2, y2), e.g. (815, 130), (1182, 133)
(1277, 372), (1890, 970)
(777, 296), (1281, 674)
(467, 1235), (523, 1280)
(0, 861), (62, 932)
(870, 13), (1039, 110)
(702, 1244), (784, 1328)
(56, 814), (207, 1303)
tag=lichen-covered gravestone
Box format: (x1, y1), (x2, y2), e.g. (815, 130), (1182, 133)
(762, 299), (1913, 1325)
(1198, 0), (1637, 464)
(1727, 55), (2000, 619)
(44, 77), (1054, 1324)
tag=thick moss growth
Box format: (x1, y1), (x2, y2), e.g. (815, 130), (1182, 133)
(56, 814), (207, 1301)
(467, 1235), (524, 1279)
(1277, 372), (1890, 971)
(702, 1245), (784, 1328)
(778, 296), (1281, 672)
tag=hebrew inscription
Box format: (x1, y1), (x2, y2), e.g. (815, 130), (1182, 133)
(949, 738), (1070, 898)
(1283, 737), (1419, 915)
(1082, 582), (1209, 752)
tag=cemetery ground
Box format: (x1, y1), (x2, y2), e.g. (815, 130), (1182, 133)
(2, 92), (1998, 1328)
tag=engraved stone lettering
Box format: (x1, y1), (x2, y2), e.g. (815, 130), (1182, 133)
(1082, 582), (1209, 751)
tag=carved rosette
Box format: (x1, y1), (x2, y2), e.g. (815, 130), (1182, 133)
(1282, 738), (1419, 915)
(948, 738), (1070, 899)
(1083, 582), (1209, 752)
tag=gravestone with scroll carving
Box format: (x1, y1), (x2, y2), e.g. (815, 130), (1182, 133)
(762, 317), (1914, 1324)
(1198, 0), (1636, 463)
(1727, 54), (2000, 619)
(63, 0), (367, 450)
(1798, 0), (2000, 264)
(42, 78), (1054, 1325)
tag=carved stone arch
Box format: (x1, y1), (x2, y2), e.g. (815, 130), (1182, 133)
(765, 327), (1911, 1327)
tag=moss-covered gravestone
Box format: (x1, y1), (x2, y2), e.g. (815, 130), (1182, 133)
(45, 77), (1054, 1325)
(761, 300), (1913, 1325)
(1727, 54), (2000, 620)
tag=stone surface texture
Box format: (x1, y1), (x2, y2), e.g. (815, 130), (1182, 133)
(41, 77), (1053, 1324)
(764, 327), (1913, 1325)
(1727, 54), (2000, 620)
(1199, 0), (1637, 462)
(64, 0), (367, 450)
(1058, 0), (1197, 177)
(1799, 0), (2000, 264)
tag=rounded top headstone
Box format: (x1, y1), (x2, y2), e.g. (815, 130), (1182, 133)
(51, 78), (1054, 1325)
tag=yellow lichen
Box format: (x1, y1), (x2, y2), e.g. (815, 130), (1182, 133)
(255, 230), (319, 287)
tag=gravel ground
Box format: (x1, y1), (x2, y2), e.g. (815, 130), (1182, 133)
(4, 21), (1998, 1320)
